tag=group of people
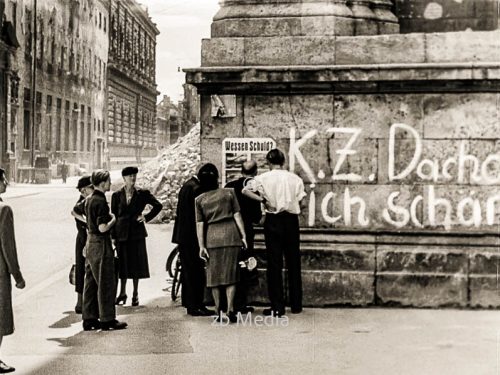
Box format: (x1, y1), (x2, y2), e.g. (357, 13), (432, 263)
(71, 167), (163, 331)
(173, 148), (306, 322)
(0, 146), (305, 372)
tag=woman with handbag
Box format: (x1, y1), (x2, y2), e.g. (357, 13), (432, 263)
(70, 176), (94, 314)
(195, 164), (247, 323)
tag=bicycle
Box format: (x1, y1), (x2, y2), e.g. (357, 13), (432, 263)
(166, 246), (182, 301)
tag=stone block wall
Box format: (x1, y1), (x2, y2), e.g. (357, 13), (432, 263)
(394, 0), (499, 33)
(199, 90), (500, 307)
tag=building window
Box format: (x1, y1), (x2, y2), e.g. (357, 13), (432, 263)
(80, 120), (85, 152)
(99, 12), (102, 29)
(23, 110), (30, 150)
(65, 118), (70, 151)
(56, 98), (62, 151)
(47, 117), (52, 151)
(24, 7), (32, 61)
(103, 16), (106, 33)
(35, 113), (41, 150)
(87, 107), (91, 151)
(73, 103), (78, 151)
(46, 95), (52, 113)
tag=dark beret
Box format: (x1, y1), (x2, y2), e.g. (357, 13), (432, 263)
(122, 166), (139, 176)
(76, 176), (92, 190)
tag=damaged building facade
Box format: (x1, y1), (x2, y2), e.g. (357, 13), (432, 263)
(0, 0), (159, 181)
(107, 0), (159, 165)
(3, 0), (109, 181)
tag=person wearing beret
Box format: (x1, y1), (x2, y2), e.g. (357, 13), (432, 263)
(112, 166), (162, 306)
(0, 168), (26, 373)
(70, 176), (94, 314)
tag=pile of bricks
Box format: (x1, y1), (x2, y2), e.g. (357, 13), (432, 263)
(138, 123), (200, 223)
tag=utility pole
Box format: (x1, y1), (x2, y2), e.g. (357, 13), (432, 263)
(29, 0), (37, 168)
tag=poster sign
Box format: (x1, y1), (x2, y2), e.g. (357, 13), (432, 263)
(222, 138), (276, 186)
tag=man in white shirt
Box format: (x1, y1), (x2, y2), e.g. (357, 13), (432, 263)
(243, 149), (306, 317)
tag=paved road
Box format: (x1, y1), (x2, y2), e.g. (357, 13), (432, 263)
(1, 182), (499, 375)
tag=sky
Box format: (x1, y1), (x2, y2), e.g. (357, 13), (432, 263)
(138, 0), (220, 103)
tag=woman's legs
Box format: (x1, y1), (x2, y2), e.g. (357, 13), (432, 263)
(226, 284), (236, 313)
(76, 292), (83, 312)
(211, 287), (221, 313)
(119, 278), (127, 297)
(132, 279), (139, 297)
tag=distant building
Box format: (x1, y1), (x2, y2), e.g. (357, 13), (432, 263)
(2, 0), (109, 181)
(183, 83), (200, 125)
(0, 2), (20, 181)
(107, 0), (159, 166)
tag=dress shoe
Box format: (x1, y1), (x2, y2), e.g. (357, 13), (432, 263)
(82, 319), (101, 331)
(131, 295), (139, 307)
(100, 319), (128, 331)
(187, 308), (213, 317)
(115, 294), (127, 305)
(198, 306), (215, 316)
(227, 311), (238, 323)
(263, 308), (285, 317)
(291, 307), (303, 314)
(237, 306), (254, 314)
(0, 360), (14, 374)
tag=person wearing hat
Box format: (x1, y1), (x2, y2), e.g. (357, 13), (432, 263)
(70, 176), (94, 314)
(172, 163), (216, 317)
(111, 166), (162, 306)
(0, 168), (26, 373)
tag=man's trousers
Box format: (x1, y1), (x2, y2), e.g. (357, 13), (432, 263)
(82, 234), (116, 322)
(264, 212), (302, 313)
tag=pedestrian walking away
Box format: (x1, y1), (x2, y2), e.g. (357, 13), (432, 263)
(196, 164), (248, 323)
(0, 167), (26, 374)
(71, 176), (94, 314)
(82, 170), (127, 331)
(243, 149), (306, 317)
(224, 160), (262, 313)
(172, 163), (216, 317)
(61, 160), (68, 184)
(112, 166), (163, 307)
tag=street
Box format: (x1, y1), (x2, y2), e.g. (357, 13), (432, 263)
(0, 180), (498, 375)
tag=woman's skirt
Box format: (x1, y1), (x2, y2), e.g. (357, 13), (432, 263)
(206, 246), (240, 288)
(75, 230), (87, 294)
(117, 238), (150, 279)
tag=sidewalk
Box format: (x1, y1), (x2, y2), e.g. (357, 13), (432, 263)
(2, 225), (498, 375)
(3, 170), (123, 199)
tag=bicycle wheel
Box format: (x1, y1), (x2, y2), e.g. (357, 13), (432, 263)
(166, 246), (179, 278)
(171, 258), (182, 301)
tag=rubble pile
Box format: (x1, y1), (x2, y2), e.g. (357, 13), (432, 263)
(138, 123), (200, 223)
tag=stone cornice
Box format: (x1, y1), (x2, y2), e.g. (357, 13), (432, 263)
(185, 62), (500, 94)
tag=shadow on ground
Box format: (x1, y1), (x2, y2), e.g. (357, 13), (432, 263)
(29, 297), (193, 374)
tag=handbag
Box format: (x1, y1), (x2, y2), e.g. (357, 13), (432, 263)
(238, 247), (259, 286)
(69, 264), (76, 285)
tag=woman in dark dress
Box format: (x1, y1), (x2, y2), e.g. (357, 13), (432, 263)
(195, 165), (247, 323)
(70, 176), (94, 314)
(112, 166), (162, 306)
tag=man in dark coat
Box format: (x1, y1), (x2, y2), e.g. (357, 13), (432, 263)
(112, 166), (163, 307)
(0, 168), (25, 374)
(172, 164), (215, 316)
(82, 170), (127, 331)
(225, 160), (262, 313)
